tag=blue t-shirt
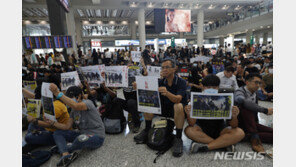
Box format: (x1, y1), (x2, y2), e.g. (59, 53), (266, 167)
(158, 75), (188, 106)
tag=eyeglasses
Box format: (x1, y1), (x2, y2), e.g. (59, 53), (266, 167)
(252, 81), (262, 85)
(161, 66), (173, 69)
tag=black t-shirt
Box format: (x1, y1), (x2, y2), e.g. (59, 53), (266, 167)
(188, 72), (202, 92)
(159, 75), (188, 106)
(95, 87), (114, 105)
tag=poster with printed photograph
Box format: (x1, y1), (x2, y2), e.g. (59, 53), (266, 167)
(212, 63), (224, 74)
(105, 66), (128, 87)
(22, 94), (27, 115)
(178, 66), (189, 81)
(131, 51), (141, 63)
(147, 66), (161, 78)
(136, 76), (161, 114)
(27, 99), (42, 119)
(165, 9), (191, 32)
(23, 81), (37, 93)
(80, 65), (105, 88)
(75, 66), (86, 83)
(61, 71), (81, 91)
(41, 82), (56, 121)
(190, 93), (233, 119)
(128, 66), (142, 87)
(190, 56), (211, 64)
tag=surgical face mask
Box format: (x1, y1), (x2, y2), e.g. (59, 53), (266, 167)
(268, 69), (273, 74)
(193, 63), (198, 67)
(39, 73), (44, 76)
(203, 88), (218, 94)
(72, 98), (78, 103)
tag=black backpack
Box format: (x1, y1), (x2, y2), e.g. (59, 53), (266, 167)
(22, 150), (52, 167)
(147, 119), (175, 163)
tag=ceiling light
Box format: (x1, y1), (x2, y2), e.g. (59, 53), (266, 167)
(163, 3), (169, 8)
(146, 21), (151, 25)
(135, 21), (138, 25)
(252, 29), (255, 31)
(109, 21), (115, 24)
(222, 5), (229, 10)
(96, 21), (102, 24)
(121, 21), (128, 25)
(130, 2), (137, 8)
(147, 2), (153, 8)
(208, 4), (215, 10)
(83, 21), (90, 25)
(267, 26), (270, 28)
(24, 20), (32, 24)
(39, 20), (47, 24)
(260, 26), (263, 28)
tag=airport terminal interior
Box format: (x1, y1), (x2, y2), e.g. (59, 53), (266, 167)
(22, 0), (273, 166)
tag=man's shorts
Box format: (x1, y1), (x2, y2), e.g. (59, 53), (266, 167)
(197, 120), (227, 139)
(160, 103), (187, 119)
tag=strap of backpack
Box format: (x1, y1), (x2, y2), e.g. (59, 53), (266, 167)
(153, 150), (166, 163)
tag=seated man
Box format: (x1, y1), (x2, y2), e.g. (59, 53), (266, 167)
(22, 88), (70, 151)
(184, 74), (245, 153)
(48, 84), (105, 167)
(216, 66), (239, 91)
(234, 73), (273, 153)
(133, 58), (188, 157)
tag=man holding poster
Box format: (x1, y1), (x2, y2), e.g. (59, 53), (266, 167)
(184, 74), (245, 154)
(133, 58), (188, 157)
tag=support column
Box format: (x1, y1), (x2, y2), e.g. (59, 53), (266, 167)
(65, 8), (77, 56)
(255, 34), (260, 44)
(219, 37), (224, 47)
(75, 20), (83, 50)
(197, 10), (204, 47)
(180, 32), (184, 38)
(130, 20), (137, 40)
(154, 38), (159, 54)
(138, 8), (146, 51)
(46, 0), (68, 61)
(246, 29), (252, 44)
(263, 32), (268, 45)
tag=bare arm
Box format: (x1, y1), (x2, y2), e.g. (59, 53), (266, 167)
(22, 88), (35, 99)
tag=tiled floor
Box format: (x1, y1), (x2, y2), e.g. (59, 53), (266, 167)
(23, 89), (273, 167)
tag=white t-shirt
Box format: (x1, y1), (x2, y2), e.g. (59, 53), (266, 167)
(105, 51), (112, 58)
(261, 46), (267, 51)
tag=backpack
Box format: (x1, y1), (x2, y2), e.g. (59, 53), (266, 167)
(101, 99), (126, 134)
(22, 150), (51, 167)
(147, 119), (175, 163)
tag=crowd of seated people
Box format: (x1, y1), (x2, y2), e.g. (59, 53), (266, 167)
(22, 43), (273, 166)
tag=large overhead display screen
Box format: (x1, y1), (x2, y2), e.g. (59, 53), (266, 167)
(165, 9), (191, 32)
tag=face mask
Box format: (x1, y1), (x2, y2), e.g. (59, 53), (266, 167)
(203, 89), (218, 94)
(268, 69), (273, 74)
(193, 63), (198, 67)
(39, 73), (44, 76)
(72, 98), (78, 103)
(22, 74), (25, 76)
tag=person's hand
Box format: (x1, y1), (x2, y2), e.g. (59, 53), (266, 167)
(267, 108), (273, 115)
(188, 83), (194, 87)
(101, 82), (106, 89)
(232, 106), (240, 118)
(185, 105), (191, 115)
(132, 82), (137, 90)
(43, 116), (54, 124)
(49, 83), (59, 96)
(84, 80), (88, 86)
(267, 92), (273, 97)
(101, 72), (105, 78)
(27, 115), (34, 122)
(159, 87), (168, 96)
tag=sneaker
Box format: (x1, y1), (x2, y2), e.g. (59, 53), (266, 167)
(134, 130), (148, 144)
(190, 142), (208, 154)
(225, 145), (236, 155)
(251, 138), (265, 153)
(50, 145), (59, 155)
(57, 152), (78, 167)
(132, 125), (141, 134)
(172, 138), (183, 157)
